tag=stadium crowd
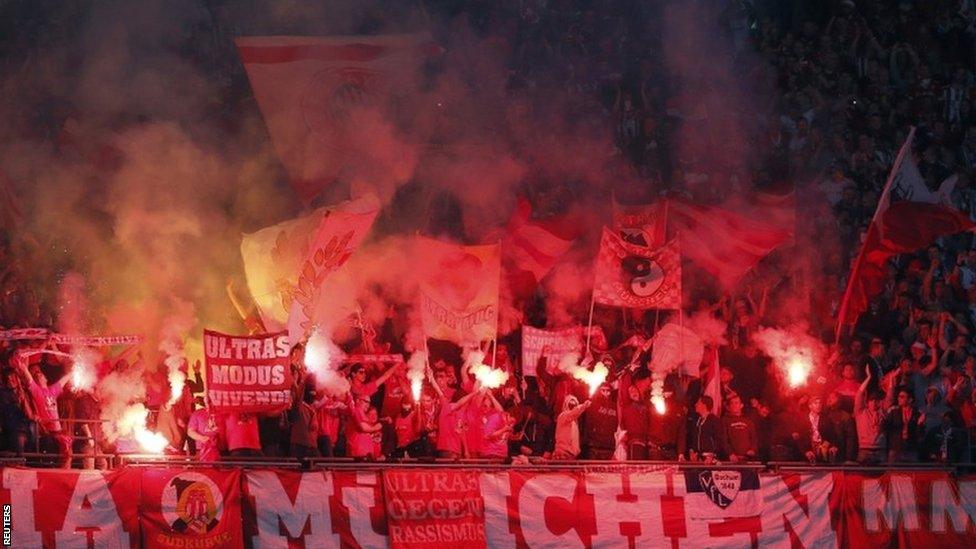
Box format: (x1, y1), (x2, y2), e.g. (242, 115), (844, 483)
(2, 0), (976, 467)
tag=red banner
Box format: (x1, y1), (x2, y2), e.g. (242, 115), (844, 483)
(0, 468), (141, 547)
(242, 469), (387, 548)
(2, 466), (976, 548)
(383, 469), (486, 548)
(139, 468), (242, 548)
(837, 470), (976, 547)
(203, 330), (293, 413)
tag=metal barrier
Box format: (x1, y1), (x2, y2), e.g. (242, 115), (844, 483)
(5, 454), (955, 474)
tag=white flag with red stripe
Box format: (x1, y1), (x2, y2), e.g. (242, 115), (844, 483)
(836, 128), (975, 336)
(701, 346), (722, 416)
(236, 34), (438, 203)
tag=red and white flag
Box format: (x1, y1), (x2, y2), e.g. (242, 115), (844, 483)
(727, 188), (797, 239)
(504, 197), (577, 297)
(593, 228), (681, 309)
(613, 199), (791, 289)
(287, 195), (380, 343)
(836, 128), (975, 337)
(236, 34), (438, 203)
(700, 346), (722, 417)
(418, 238), (501, 345)
(240, 195), (379, 335)
(612, 200), (668, 247)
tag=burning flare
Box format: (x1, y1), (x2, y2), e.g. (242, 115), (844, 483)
(119, 404), (167, 454)
(651, 395), (667, 414)
(751, 327), (824, 391)
(557, 354), (609, 397)
(786, 356), (811, 388)
(649, 374), (666, 414)
(69, 347), (99, 392)
(573, 361), (609, 397)
(464, 349), (509, 390)
(164, 356), (185, 406)
(406, 350), (427, 401)
(305, 327), (350, 395)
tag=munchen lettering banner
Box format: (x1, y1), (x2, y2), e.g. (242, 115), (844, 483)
(2, 467), (976, 548)
(204, 330), (293, 413)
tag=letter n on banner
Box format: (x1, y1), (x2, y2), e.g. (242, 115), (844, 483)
(383, 469), (487, 549)
(140, 468), (243, 548)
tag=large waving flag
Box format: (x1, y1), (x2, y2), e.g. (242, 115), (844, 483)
(612, 199), (791, 289)
(241, 195), (379, 334)
(593, 228), (681, 309)
(418, 238), (501, 345)
(287, 195), (380, 343)
(836, 129), (975, 338)
(504, 197), (578, 298)
(237, 34), (437, 203)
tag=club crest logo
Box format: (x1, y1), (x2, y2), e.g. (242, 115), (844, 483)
(698, 470), (742, 509)
(161, 473), (223, 535)
(301, 66), (380, 151)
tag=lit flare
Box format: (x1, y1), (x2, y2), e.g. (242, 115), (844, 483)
(471, 363), (509, 389)
(651, 395), (667, 414)
(573, 361), (609, 397)
(787, 356), (811, 388)
(70, 347), (99, 392)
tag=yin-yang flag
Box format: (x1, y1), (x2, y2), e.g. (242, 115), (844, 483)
(593, 227), (681, 309)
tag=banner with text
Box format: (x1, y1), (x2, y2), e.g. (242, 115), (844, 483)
(520, 326), (582, 377)
(139, 468), (243, 548)
(1, 467), (976, 548)
(203, 330), (293, 413)
(418, 238), (500, 346)
(383, 469), (487, 549)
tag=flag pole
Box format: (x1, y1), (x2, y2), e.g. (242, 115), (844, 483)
(492, 238), (501, 368)
(585, 292), (596, 357)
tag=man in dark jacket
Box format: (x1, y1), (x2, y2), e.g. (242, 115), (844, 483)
(884, 388), (922, 463)
(721, 395), (758, 462)
(619, 383), (650, 459)
(647, 390), (683, 460)
(582, 383), (618, 459)
(680, 396), (723, 462)
(793, 394), (841, 463)
(825, 392), (858, 462)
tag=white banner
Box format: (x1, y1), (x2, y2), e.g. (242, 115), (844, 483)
(520, 326), (581, 377)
